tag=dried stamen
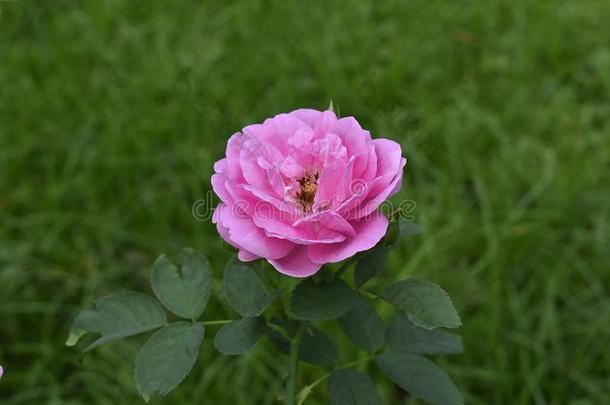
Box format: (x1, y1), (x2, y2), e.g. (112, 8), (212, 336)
(296, 173), (319, 213)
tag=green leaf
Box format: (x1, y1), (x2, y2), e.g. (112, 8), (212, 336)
(67, 291), (167, 351)
(354, 246), (389, 288)
(299, 326), (338, 366)
(289, 279), (357, 321)
(267, 323), (338, 366)
(375, 351), (463, 405)
(387, 315), (463, 355)
(267, 318), (295, 354)
(225, 262), (274, 317)
(383, 279), (461, 330)
(399, 221), (422, 237)
(151, 249), (212, 320)
(383, 218), (400, 245)
(385, 220), (422, 247)
(338, 296), (385, 352)
(214, 317), (265, 355)
(329, 369), (381, 405)
(135, 321), (204, 400)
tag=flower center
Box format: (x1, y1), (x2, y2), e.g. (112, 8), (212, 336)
(296, 173), (319, 213)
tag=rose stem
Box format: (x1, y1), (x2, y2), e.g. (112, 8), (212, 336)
(285, 322), (306, 405)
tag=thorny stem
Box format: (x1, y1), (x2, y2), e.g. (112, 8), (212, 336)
(285, 323), (306, 405)
(296, 355), (376, 405)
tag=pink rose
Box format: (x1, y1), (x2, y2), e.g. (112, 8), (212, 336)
(212, 109), (406, 277)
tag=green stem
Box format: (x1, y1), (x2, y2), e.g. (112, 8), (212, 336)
(285, 323), (306, 405)
(201, 320), (232, 326)
(296, 355), (375, 405)
(334, 256), (357, 279)
(359, 290), (380, 300)
(267, 322), (292, 341)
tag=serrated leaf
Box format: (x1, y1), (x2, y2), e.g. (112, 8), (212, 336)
(383, 279), (461, 330)
(135, 321), (204, 399)
(151, 249), (212, 320)
(225, 262), (274, 317)
(289, 279), (357, 321)
(214, 317), (265, 355)
(329, 369), (381, 405)
(338, 297), (385, 352)
(299, 326), (338, 366)
(67, 291), (167, 351)
(387, 315), (463, 355)
(375, 351), (463, 405)
(354, 246), (389, 288)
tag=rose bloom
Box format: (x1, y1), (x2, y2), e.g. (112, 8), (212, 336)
(212, 109), (405, 277)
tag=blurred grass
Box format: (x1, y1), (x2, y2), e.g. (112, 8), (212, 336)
(1, 0), (609, 403)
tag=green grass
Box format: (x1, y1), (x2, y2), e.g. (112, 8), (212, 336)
(1, 0), (610, 403)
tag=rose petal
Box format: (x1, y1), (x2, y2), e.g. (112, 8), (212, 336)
(313, 110), (338, 136)
(314, 158), (347, 210)
(330, 116), (371, 156)
(372, 138), (402, 178)
(211, 109), (407, 278)
(211, 174), (233, 205)
(215, 204), (293, 259)
(252, 210), (345, 245)
(238, 250), (260, 262)
(295, 210), (356, 237)
(269, 246), (322, 277)
(288, 108), (323, 127)
(308, 212), (389, 263)
(350, 158), (406, 219)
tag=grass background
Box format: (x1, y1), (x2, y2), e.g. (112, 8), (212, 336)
(1, 0), (609, 403)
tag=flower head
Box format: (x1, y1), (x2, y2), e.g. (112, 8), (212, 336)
(212, 109), (406, 277)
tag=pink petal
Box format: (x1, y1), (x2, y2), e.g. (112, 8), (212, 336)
(215, 204), (294, 259)
(359, 143), (378, 181)
(214, 214), (238, 250)
(244, 114), (310, 156)
(243, 185), (298, 216)
(269, 246), (322, 277)
(252, 210), (345, 245)
(350, 158), (406, 219)
(240, 139), (271, 190)
(211, 174), (233, 205)
(372, 138), (402, 178)
(225, 182), (260, 215)
(308, 212), (389, 264)
(314, 158), (347, 210)
(225, 157), (245, 182)
(288, 108), (323, 127)
(213, 158), (228, 173)
(267, 167), (285, 197)
(330, 117), (371, 156)
(295, 210), (356, 237)
(238, 250), (260, 262)
(287, 127), (317, 169)
(226, 132), (244, 159)
(279, 155), (305, 178)
(313, 110), (338, 136)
